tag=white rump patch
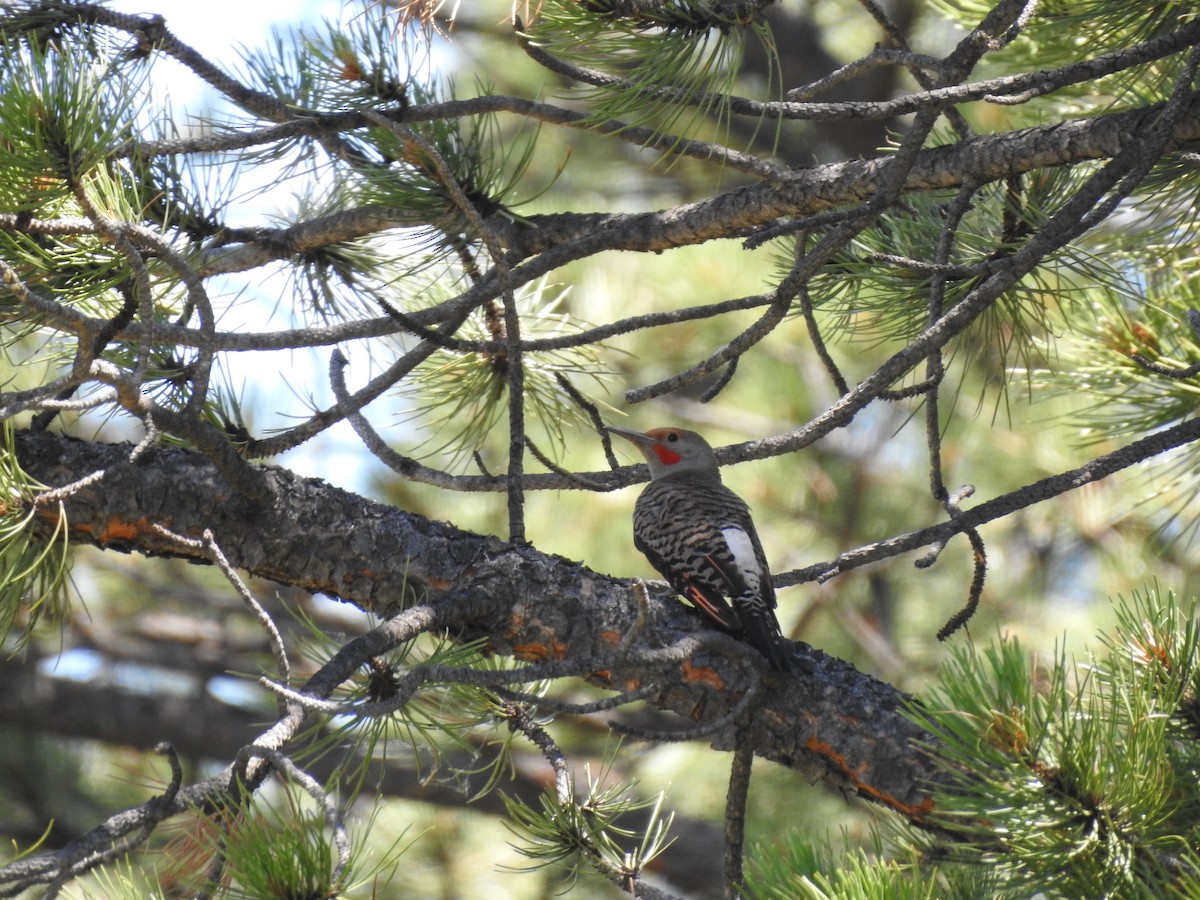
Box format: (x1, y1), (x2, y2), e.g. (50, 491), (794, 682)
(721, 526), (762, 588)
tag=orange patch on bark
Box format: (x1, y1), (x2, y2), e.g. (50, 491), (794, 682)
(681, 659), (724, 690)
(513, 640), (569, 661)
(96, 516), (143, 543)
(512, 643), (549, 661)
(804, 736), (935, 819)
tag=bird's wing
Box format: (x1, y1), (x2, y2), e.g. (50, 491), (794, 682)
(634, 533), (742, 629)
(679, 577), (742, 630)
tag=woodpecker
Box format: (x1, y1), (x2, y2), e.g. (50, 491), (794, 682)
(606, 425), (788, 670)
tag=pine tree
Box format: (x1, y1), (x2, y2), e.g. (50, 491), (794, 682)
(2, 0), (1200, 897)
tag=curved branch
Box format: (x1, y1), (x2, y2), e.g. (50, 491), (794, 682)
(121, 96), (1200, 288)
(519, 5), (1200, 123)
(0, 601), (444, 896)
(14, 401), (1200, 833)
(14, 429), (945, 823)
(777, 415), (1200, 587)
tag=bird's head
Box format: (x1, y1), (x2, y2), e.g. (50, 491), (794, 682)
(605, 425), (719, 480)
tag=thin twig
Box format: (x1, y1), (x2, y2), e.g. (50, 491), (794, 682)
(241, 745), (353, 884)
(151, 524), (293, 709)
(361, 108), (528, 542)
(610, 668), (760, 744)
(787, 47), (949, 101)
(723, 732), (754, 900)
(775, 415), (1200, 589)
(525, 436), (611, 489)
(500, 700), (682, 900)
(328, 349), (506, 491)
(699, 359), (739, 403)
(852, 0), (972, 138)
(937, 527), (987, 640)
(1131, 308), (1200, 377)
(924, 180), (982, 504)
(493, 683), (661, 716)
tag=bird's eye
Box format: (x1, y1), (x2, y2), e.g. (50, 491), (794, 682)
(667, 432), (678, 442)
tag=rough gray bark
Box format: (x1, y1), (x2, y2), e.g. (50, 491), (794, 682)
(16, 428), (944, 822)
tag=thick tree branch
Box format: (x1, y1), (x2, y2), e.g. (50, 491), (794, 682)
(15, 429), (943, 823)
(8, 100), (1196, 391)
(488, 94), (1200, 262)
(152, 96), (1200, 283)
(16, 410), (1200, 821)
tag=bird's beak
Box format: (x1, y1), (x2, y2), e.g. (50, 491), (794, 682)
(604, 425), (654, 448)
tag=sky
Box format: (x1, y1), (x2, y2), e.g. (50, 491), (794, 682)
(48, 3), (385, 686)
(92, 0), (406, 490)
(107, 0), (338, 65)
(104, 0), (349, 113)
(62, 2), (478, 496)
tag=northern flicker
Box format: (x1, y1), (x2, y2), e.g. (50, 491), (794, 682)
(606, 425), (788, 670)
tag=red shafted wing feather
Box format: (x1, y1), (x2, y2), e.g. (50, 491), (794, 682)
(680, 578), (740, 629)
